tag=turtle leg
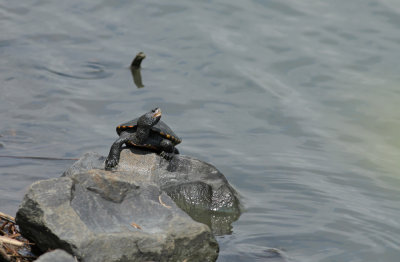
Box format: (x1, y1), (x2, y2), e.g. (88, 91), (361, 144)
(159, 139), (176, 160)
(105, 132), (132, 169)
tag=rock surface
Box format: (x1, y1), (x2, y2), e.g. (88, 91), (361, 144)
(16, 149), (240, 261)
(64, 149), (241, 234)
(35, 249), (76, 262)
(16, 165), (219, 261)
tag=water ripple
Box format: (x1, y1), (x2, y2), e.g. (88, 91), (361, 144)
(40, 61), (112, 80)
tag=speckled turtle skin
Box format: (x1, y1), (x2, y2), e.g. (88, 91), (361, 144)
(105, 108), (181, 169)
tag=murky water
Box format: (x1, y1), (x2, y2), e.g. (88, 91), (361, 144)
(1, 1), (400, 261)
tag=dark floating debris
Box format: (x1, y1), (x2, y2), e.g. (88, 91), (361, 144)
(130, 51), (146, 69)
(0, 212), (36, 262)
(130, 52), (146, 88)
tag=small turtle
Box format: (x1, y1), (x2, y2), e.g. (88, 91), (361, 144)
(105, 108), (181, 169)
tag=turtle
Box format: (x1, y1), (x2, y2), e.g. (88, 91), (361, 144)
(105, 108), (181, 169)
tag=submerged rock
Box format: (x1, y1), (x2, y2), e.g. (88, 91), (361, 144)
(16, 149), (241, 261)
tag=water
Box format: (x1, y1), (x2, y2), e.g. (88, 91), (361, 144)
(1, 1), (400, 261)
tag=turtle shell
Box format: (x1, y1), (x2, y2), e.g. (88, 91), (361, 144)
(117, 118), (181, 145)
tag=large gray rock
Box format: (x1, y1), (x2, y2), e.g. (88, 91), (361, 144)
(16, 149), (241, 261)
(35, 249), (76, 262)
(17, 167), (219, 261)
(64, 149), (241, 234)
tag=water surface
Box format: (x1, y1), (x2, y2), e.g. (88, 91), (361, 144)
(1, 1), (400, 261)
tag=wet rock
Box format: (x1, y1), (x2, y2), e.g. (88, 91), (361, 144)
(64, 149), (242, 234)
(35, 249), (76, 262)
(17, 168), (219, 262)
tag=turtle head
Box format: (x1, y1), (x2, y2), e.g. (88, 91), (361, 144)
(137, 108), (162, 128)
